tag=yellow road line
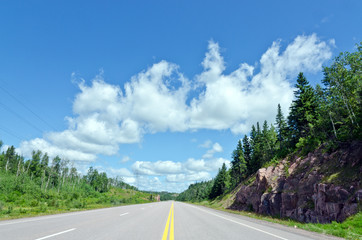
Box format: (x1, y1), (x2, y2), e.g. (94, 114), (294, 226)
(162, 202), (174, 240)
(170, 203), (174, 240)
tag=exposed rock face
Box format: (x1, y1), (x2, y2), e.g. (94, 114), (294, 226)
(230, 141), (362, 223)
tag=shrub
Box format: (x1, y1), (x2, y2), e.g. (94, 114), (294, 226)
(30, 200), (39, 207)
(72, 200), (83, 209)
(6, 206), (13, 214)
(38, 202), (48, 212)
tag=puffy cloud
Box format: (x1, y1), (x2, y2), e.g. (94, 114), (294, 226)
(132, 160), (183, 175)
(131, 157), (230, 177)
(166, 171), (211, 183)
(95, 166), (134, 178)
(190, 34), (333, 134)
(131, 140), (229, 181)
(18, 138), (97, 162)
(130, 155), (230, 192)
(202, 142), (223, 159)
(121, 156), (131, 163)
(124, 60), (190, 133)
(199, 140), (213, 148)
(17, 34), (333, 186)
(184, 157), (230, 172)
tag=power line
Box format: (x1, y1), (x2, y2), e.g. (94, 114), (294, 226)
(0, 101), (44, 134)
(0, 125), (24, 141)
(0, 83), (58, 131)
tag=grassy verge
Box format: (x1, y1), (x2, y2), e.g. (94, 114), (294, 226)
(190, 200), (361, 240)
(0, 188), (155, 221)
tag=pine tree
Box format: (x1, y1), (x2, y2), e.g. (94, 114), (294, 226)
(268, 123), (278, 158)
(242, 135), (252, 175)
(260, 121), (270, 165)
(288, 72), (318, 147)
(209, 163), (228, 199)
(230, 140), (247, 188)
(29, 150), (42, 178)
(250, 123), (262, 173)
(275, 104), (287, 146)
(4, 146), (16, 173)
(314, 84), (334, 140)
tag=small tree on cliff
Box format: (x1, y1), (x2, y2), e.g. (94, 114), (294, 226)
(209, 163), (228, 199)
(230, 140), (247, 188)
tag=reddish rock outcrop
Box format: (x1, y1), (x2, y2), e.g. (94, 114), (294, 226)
(230, 141), (362, 223)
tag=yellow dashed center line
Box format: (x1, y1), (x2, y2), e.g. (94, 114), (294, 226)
(162, 202), (174, 240)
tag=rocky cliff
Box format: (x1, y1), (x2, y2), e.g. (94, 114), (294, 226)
(230, 141), (362, 223)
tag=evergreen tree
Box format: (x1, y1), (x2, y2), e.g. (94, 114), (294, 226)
(176, 180), (213, 202)
(256, 122), (261, 135)
(260, 121), (270, 165)
(209, 163), (228, 199)
(250, 123), (262, 173)
(275, 104), (287, 147)
(230, 140), (247, 188)
(29, 150), (42, 178)
(242, 135), (252, 174)
(314, 84), (333, 140)
(51, 156), (62, 187)
(288, 72), (318, 147)
(4, 146), (17, 173)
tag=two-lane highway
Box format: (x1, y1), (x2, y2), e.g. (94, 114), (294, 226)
(0, 201), (341, 240)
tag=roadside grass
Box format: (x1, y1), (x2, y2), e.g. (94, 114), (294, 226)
(191, 200), (361, 240)
(0, 188), (155, 221)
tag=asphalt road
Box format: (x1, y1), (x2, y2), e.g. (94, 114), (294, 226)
(0, 201), (342, 240)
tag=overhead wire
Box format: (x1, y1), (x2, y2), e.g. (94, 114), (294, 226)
(0, 82), (58, 131)
(0, 125), (24, 141)
(0, 101), (45, 134)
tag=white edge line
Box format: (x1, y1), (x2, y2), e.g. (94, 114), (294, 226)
(120, 212), (129, 216)
(0, 206), (122, 226)
(184, 203), (289, 240)
(34, 228), (76, 240)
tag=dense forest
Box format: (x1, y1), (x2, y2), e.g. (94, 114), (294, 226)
(144, 191), (178, 201)
(177, 43), (361, 202)
(0, 144), (156, 218)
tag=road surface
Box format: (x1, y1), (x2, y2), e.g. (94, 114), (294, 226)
(0, 201), (341, 240)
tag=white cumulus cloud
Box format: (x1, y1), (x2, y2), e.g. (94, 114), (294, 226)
(17, 34), (333, 179)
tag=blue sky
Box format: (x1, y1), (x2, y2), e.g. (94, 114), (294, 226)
(0, 1), (361, 192)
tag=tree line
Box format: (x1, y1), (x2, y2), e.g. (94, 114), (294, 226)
(0, 146), (135, 193)
(0, 142), (151, 216)
(177, 42), (361, 202)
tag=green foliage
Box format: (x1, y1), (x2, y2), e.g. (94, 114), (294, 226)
(322, 42), (362, 141)
(296, 136), (321, 156)
(288, 72), (319, 148)
(148, 191), (178, 201)
(176, 180), (213, 202)
(209, 163), (229, 199)
(230, 140), (247, 188)
(179, 43), (362, 205)
(275, 104), (287, 145)
(0, 141), (156, 220)
(242, 135), (252, 173)
(84, 167), (109, 193)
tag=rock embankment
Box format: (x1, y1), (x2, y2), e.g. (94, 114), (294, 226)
(230, 141), (362, 223)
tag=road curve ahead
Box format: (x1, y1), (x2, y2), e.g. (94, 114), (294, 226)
(0, 201), (341, 240)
